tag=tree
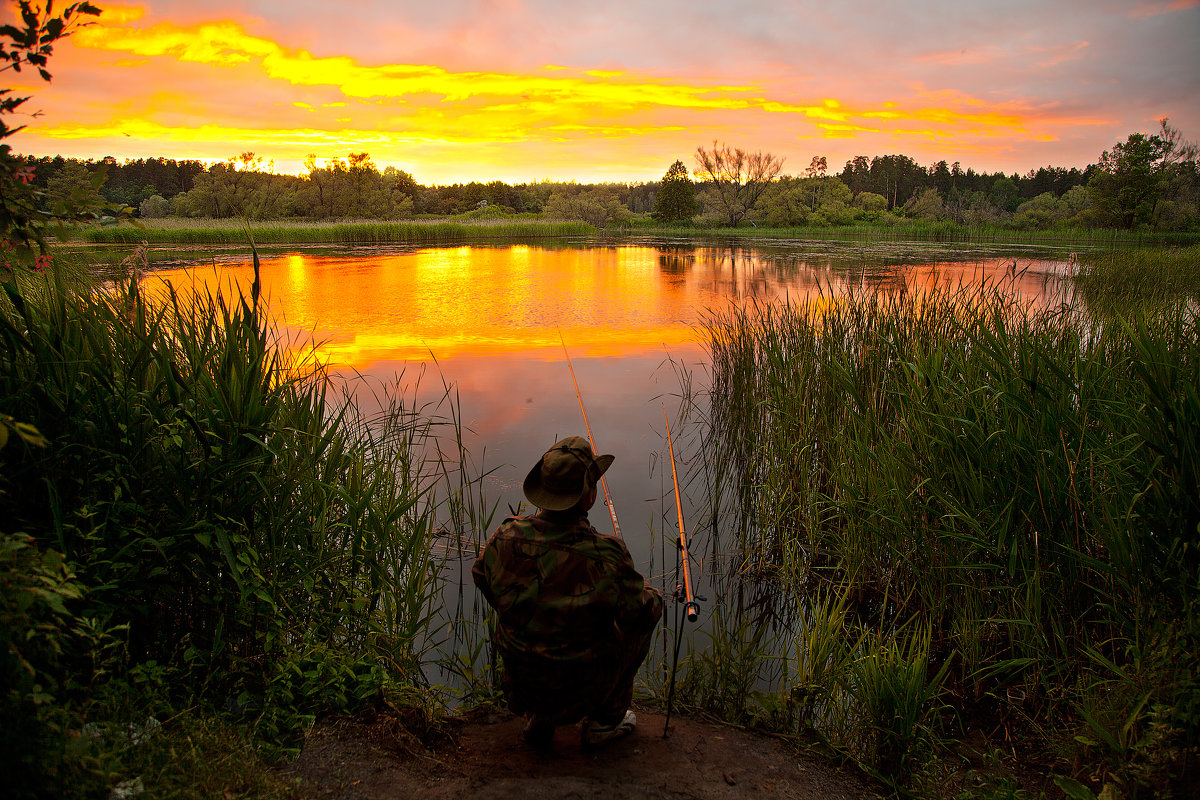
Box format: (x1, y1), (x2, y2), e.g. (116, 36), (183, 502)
(866, 154), (924, 209)
(139, 194), (169, 218)
(1087, 120), (1198, 229)
(652, 159), (697, 223)
(693, 141), (783, 226)
(989, 177), (1019, 213)
(904, 188), (945, 220)
(1, 2), (104, 274)
(543, 186), (630, 228)
(803, 156), (828, 212)
(43, 159), (104, 213)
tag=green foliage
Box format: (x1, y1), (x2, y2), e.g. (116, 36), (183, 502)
(1, 1), (118, 274)
(850, 622), (951, 780)
(139, 194), (169, 219)
(0, 532), (91, 798)
(1074, 245), (1200, 313)
(904, 187), (946, 220)
(0, 262), (448, 776)
(652, 159), (698, 223)
(543, 185), (631, 228)
(79, 218), (595, 245)
(699, 275), (1200, 791)
(761, 175), (853, 225)
(1088, 121), (1200, 230)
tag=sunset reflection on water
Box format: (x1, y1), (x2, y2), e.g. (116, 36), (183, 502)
(149, 242), (1070, 371)
(144, 240), (1076, 672)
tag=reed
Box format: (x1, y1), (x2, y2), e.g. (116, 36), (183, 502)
(697, 272), (1200, 787)
(0, 259), (455, 760)
(1074, 244), (1200, 312)
(651, 222), (1200, 247)
(71, 218), (596, 245)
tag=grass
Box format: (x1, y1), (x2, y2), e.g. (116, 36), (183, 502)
(634, 220), (1200, 247)
(70, 217), (597, 245)
(0, 249), (465, 794)
(1073, 244), (1200, 312)
(684, 266), (1199, 793)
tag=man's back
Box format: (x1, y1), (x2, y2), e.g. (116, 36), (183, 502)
(472, 510), (658, 664)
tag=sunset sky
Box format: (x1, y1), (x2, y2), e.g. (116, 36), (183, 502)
(6, 0), (1199, 184)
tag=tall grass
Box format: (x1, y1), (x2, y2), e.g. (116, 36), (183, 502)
(641, 221), (1200, 247)
(0, 259), (456, 789)
(1074, 244), (1200, 312)
(73, 218), (596, 245)
(694, 275), (1199, 789)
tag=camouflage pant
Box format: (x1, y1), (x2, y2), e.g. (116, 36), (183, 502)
(499, 624), (656, 726)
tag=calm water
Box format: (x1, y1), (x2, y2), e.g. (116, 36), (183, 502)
(148, 236), (1077, 686)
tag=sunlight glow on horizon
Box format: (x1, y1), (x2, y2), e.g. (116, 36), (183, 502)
(6, 1), (1198, 182)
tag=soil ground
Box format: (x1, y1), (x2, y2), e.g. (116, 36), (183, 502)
(285, 707), (884, 800)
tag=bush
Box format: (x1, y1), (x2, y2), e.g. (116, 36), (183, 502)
(0, 533), (98, 797)
(138, 194), (169, 219)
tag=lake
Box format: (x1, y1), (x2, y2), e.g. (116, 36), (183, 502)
(146, 236), (1078, 690)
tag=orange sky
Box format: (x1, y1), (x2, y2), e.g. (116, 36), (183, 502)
(5, 0), (1199, 183)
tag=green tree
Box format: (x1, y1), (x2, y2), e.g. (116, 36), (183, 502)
(1087, 121), (1199, 229)
(1, 1), (104, 274)
(989, 176), (1019, 213)
(652, 159), (697, 223)
(543, 185), (630, 228)
(138, 194), (169, 218)
(43, 159), (104, 212)
(904, 187), (945, 220)
(1088, 132), (1169, 228)
(694, 141), (784, 226)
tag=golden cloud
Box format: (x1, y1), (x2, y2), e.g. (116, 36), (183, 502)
(66, 10), (1053, 146)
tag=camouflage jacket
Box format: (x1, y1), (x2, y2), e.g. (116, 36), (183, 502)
(471, 510), (662, 664)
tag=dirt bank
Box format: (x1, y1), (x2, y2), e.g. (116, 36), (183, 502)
(286, 707), (883, 800)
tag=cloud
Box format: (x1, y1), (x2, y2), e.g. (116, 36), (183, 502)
(8, 0), (1197, 180)
(1127, 0), (1200, 18)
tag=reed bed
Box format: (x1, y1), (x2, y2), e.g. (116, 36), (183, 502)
(657, 222), (1199, 247)
(693, 276), (1199, 790)
(0, 259), (458, 775)
(1074, 244), (1200, 312)
(74, 218), (596, 245)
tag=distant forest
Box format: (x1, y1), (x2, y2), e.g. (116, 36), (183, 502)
(17, 121), (1200, 231)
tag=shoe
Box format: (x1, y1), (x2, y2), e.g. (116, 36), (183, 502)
(522, 714), (555, 746)
(582, 710), (636, 749)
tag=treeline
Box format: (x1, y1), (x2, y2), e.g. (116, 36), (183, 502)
(20, 151), (658, 222)
(18, 120), (1200, 231)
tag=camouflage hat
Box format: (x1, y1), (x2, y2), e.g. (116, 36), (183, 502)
(523, 435), (615, 511)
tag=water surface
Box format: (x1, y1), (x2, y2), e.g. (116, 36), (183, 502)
(148, 237), (1077, 684)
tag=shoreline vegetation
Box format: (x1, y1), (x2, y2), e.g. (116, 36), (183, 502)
(67, 217), (598, 246)
(59, 215), (1200, 249)
(5, 7), (1197, 798)
(2, 241), (1195, 799)
(39, 213), (1200, 259)
(688, 263), (1199, 797)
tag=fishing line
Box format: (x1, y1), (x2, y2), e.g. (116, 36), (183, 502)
(559, 331), (622, 540)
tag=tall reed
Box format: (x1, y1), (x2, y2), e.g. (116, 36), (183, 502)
(75, 219), (596, 246)
(697, 274), (1199, 786)
(0, 263), (449, 746)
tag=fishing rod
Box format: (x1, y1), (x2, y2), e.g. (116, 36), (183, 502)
(663, 402), (699, 623)
(663, 401), (700, 738)
(560, 334), (622, 540)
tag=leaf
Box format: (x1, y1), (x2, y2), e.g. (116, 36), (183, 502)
(1054, 776), (1098, 800)
(14, 421), (49, 447)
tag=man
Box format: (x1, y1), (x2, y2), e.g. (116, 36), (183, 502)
(472, 436), (663, 748)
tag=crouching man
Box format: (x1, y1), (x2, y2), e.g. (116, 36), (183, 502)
(471, 436), (663, 748)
